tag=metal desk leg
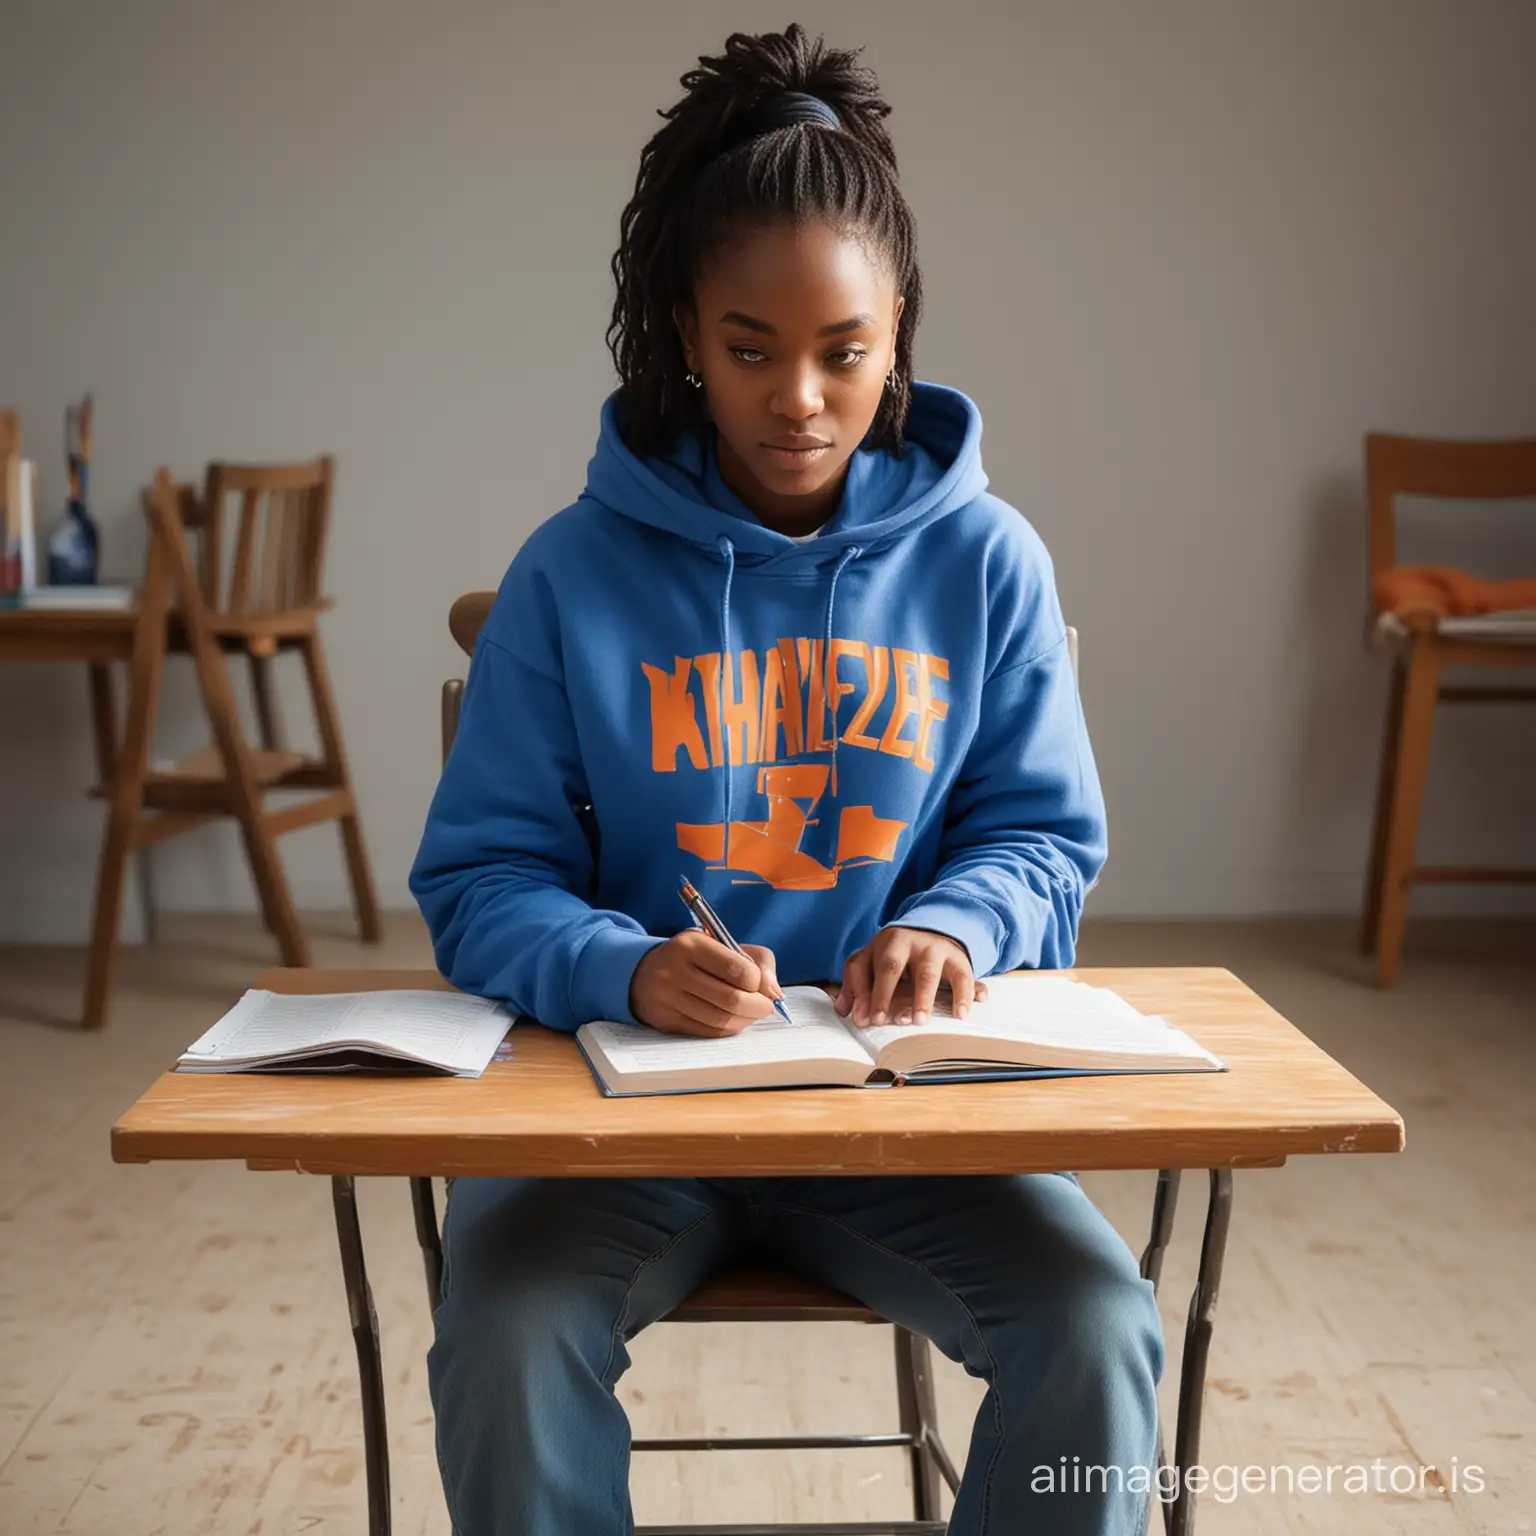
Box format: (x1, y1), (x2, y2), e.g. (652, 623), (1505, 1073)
(1139, 1169), (1182, 1528)
(1166, 1168), (1234, 1536)
(1139, 1169), (1182, 1294)
(409, 1176), (444, 1312)
(333, 1175), (391, 1536)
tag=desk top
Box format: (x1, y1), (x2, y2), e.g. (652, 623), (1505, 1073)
(0, 603), (137, 626)
(0, 602), (139, 661)
(111, 967), (1404, 1178)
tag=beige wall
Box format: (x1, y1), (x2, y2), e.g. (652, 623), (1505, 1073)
(2, 0), (1534, 942)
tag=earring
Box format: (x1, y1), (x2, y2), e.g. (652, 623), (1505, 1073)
(885, 367), (897, 391)
(685, 371), (704, 390)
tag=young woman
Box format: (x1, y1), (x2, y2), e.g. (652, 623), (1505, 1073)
(411, 24), (1162, 1535)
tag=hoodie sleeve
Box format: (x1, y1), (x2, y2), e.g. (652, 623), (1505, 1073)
(886, 522), (1107, 974)
(408, 580), (665, 1033)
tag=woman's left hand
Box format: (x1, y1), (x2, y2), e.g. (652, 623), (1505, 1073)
(835, 926), (988, 1027)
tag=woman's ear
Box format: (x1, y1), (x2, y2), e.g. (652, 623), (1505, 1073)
(672, 302), (701, 373)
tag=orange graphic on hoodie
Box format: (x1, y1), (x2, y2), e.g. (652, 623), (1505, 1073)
(676, 763), (908, 891)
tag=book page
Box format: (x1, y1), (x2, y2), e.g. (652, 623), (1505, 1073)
(179, 990), (510, 1074)
(581, 986), (875, 1078)
(859, 976), (1218, 1065)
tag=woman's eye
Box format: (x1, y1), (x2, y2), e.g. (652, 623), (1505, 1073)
(829, 348), (868, 368)
(729, 347), (767, 364)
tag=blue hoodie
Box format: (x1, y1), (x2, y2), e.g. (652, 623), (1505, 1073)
(410, 383), (1106, 1032)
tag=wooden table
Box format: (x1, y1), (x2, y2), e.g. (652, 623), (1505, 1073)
(0, 604), (139, 661)
(113, 966), (1404, 1536)
(0, 602), (157, 1027)
(0, 607), (142, 787)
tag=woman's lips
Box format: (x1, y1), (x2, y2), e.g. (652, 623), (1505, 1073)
(761, 443), (832, 471)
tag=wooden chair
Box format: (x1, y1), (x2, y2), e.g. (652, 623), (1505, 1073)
(1360, 433), (1536, 986)
(83, 463), (382, 1027)
(417, 595), (1186, 1534)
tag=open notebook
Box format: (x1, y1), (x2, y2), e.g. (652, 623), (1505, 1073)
(576, 975), (1224, 1097)
(175, 989), (513, 1076)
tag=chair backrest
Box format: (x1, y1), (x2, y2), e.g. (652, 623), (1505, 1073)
(1364, 433), (1536, 587)
(450, 590), (495, 658)
(183, 457), (336, 617)
(441, 591), (493, 764)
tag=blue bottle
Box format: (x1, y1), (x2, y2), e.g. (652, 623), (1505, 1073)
(49, 396), (99, 585)
(48, 498), (99, 585)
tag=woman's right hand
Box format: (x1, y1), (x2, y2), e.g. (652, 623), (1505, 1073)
(629, 930), (783, 1037)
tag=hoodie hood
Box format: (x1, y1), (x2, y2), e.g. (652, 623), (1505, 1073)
(579, 382), (990, 834)
(579, 381), (988, 562)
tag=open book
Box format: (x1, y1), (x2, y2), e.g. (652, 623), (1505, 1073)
(176, 989), (513, 1076)
(576, 975), (1224, 1097)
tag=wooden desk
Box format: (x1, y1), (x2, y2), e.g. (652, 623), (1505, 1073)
(0, 606), (141, 788)
(0, 602), (156, 1028)
(113, 966), (1404, 1536)
(0, 604), (139, 662)
(115, 965), (1403, 1176)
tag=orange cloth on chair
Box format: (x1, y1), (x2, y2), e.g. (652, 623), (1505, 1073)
(1373, 566), (1536, 629)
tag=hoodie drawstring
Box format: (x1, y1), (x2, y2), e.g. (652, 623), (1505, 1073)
(715, 537), (737, 837)
(713, 537), (863, 841)
(823, 545), (862, 797)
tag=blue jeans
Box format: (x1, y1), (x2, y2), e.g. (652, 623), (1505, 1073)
(429, 1175), (1164, 1535)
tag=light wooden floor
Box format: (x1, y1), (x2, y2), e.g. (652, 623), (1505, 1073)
(1, 913), (1532, 1533)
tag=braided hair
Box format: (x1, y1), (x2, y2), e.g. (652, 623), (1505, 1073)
(608, 24), (923, 458)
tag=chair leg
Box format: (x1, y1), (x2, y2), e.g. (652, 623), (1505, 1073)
(83, 538), (170, 1029)
(239, 806), (311, 966)
(338, 813), (383, 942)
(1372, 638), (1441, 987)
(135, 848), (159, 944)
(893, 1327), (945, 1520)
(214, 703), (310, 966)
(248, 651), (285, 749)
(1360, 655), (1408, 955)
(302, 633), (383, 943)
(148, 485), (311, 968)
(248, 657), (285, 930)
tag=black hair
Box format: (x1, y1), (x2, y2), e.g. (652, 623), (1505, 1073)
(608, 23), (923, 458)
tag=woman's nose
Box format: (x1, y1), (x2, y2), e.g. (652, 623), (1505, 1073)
(771, 363), (824, 422)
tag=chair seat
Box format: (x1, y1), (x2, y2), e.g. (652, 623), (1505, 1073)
(90, 747), (312, 801)
(666, 1265), (881, 1324)
(155, 746), (310, 784)
(1373, 609), (1536, 645)
(163, 601), (334, 657)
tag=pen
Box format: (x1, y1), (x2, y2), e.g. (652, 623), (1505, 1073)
(677, 875), (794, 1025)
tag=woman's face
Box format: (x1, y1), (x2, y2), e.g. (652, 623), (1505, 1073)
(675, 219), (903, 534)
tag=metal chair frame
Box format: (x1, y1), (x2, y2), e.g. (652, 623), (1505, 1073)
(332, 1161), (1231, 1536)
